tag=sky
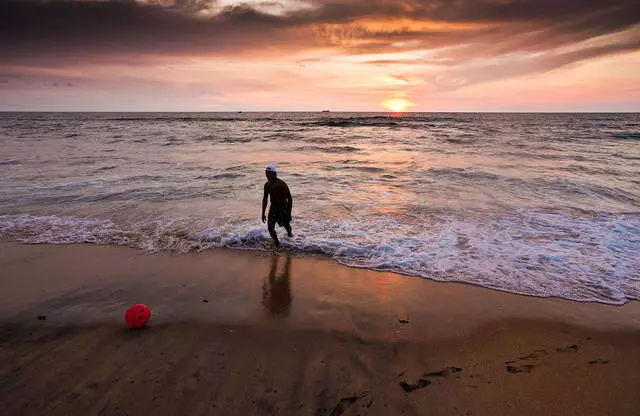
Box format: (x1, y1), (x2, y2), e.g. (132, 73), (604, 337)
(1, 0), (639, 111)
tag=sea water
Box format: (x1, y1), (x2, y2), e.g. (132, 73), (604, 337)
(1, 112), (638, 304)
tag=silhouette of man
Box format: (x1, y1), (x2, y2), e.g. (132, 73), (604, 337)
(262, 255), (292, 316)
(261, 165), (293, 247)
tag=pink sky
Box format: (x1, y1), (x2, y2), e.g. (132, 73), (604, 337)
(1, 0), (639, 111)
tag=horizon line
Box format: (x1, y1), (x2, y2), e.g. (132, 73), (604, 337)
(1, 110), (639, 114)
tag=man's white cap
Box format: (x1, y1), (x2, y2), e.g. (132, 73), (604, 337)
(265, 165), (277, 173)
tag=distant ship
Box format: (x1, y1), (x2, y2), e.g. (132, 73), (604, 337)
(322, 110), (330, 112)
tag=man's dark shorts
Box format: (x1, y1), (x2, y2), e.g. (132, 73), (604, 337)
(268, 206), (291, 229)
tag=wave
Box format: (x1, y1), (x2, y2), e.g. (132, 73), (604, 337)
(419, 167), (639, 203)
(221, 137), (253, 143)
(1, 211), (638, 305)
(445, 137), (477, 145)
(0, 159), (21, 166)
(69, 157), (101, 166)
(224, 165), (247, 172)
(106, 116), (274, 122)
(611, 132), (640, 140)
(425, 167), (501, 181)
(196, 135), (253, 143)
(293, 145), (361, 153)
(299, 115), (472, 128)
(94, 166), (117, 172)
(302, 117), (399, 128)
(541, 179), (640, 206)
(614, 153), (640, 161)
(325, 165), (386, 173)
(195, 135), (219, 142)
(195, 173), (245, 180)
(161, 138), (185, 146)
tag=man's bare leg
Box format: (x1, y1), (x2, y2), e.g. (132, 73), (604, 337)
(268, 222), (280, 247)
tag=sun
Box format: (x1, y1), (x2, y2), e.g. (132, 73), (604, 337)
(383, 98), (412, 113)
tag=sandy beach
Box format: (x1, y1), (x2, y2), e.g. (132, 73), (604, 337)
(1, 242), (639, 415)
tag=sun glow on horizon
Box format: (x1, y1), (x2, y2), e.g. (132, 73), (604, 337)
(383, 98), (412, 112)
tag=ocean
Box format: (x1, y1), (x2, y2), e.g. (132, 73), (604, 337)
(1, 112), (638, 304)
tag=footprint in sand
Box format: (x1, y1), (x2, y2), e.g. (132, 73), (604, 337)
(423, 367), (463, 378)
(517, 353), (537, 360)
(329, 392), (368, 416)
(506, 364), (535, 373)
(399, 367), (463, 392)
(556, 344), (579, 353)
(505, 349), (548, 365)
(399, 379), (431, 392)
(504, 342), (584, 373)
(504, 352), (540, 373)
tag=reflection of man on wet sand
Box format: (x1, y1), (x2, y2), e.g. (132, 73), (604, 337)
(262, 255), (292, 317)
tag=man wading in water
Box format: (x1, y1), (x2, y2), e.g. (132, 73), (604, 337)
(261, 165), (293, 247)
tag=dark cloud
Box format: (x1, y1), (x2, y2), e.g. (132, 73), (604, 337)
(300, 0), (640, 30)
(1, 0), (639, 88)
(310, 1), (640, 58)
(0, 0), (312, 65)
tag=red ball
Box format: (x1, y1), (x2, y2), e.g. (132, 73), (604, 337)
(125, 304), (151, 328)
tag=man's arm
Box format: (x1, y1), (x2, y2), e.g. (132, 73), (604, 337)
(285, 183), (293, 214)
(262, 183), (269, 223)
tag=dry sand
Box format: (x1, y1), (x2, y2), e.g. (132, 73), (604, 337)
(1, 242), (639, 415)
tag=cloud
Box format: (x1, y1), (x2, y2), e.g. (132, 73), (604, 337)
(0, 0), (315, 65)
(432, 26), (640, 90)
(1, 0), (639, 90)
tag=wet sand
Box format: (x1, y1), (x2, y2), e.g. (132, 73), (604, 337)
(1, 243), (639, 415)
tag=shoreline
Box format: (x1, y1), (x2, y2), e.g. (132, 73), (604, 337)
(3, 242), (639, 335)
(1, 242), (640, 415)
(2, 236), (637, 307)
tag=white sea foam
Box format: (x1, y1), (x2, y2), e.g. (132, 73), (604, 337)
(1, 211), (638, 305)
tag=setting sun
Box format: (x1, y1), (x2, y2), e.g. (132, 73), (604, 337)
(383, 98), (412, 112)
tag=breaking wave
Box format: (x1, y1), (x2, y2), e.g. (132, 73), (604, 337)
(1, 211), (638, 306)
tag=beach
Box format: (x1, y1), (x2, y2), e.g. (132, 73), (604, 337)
(1, 242), (639, 415)
(3, 0), (640, 412)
